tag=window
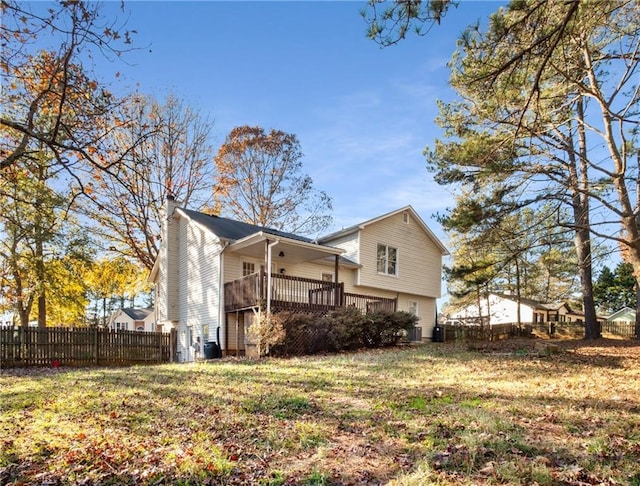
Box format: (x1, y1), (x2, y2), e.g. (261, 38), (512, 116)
(242, 261), (256, 277)
(377, 244), (398, 275)
(187, 326), (193, 346)
(403, 212), (409, 224)
(321, 272), (334, 282)
(408, 300), (418, 316)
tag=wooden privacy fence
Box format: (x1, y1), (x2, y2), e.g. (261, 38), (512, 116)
(0, 326), (177, 368)
(601, 320), (636, 338)
(442, 320), (637, 342)
(444, 323), (533, 342)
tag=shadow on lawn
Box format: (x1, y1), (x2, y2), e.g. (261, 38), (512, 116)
(3, 343), (640, 485)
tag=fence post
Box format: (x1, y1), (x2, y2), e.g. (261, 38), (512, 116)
(93, 327), (99, 365)
(170, 328), (177, 362)
(20, 326), (26, 365)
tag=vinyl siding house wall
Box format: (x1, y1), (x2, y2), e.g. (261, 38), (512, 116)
(150, 200), (448, 362)
(319, 208), (446, 338)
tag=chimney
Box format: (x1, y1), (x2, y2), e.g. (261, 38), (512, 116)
(165, 195), (178, 220)
(158, 195), (181, 323)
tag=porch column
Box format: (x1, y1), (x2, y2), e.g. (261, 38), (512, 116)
(334, 255), (341, 306)
(265, 239), (279, 318)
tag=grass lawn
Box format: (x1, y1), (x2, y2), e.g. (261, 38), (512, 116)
(1, 338), (640, 485)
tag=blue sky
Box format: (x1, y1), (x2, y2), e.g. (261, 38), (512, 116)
(94, 1), (504, 243)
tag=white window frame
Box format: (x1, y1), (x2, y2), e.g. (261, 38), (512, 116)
(321, 272), (334, 282)
(242, 260), (256, 277)
(377, 243), (398, 276)
(408, 300), (418, 316)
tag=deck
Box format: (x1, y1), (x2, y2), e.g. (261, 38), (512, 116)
(224, 272), (396, 314)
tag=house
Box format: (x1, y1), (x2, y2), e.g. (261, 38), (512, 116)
(606, 307), (636, 323)
(149, 198), (448, 362)
(448, 293), (582, 325)
(0, 311), (16, 328)
(107, 308), (155, 332)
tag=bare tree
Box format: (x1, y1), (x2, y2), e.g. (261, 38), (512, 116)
(84, 93), (216, 270)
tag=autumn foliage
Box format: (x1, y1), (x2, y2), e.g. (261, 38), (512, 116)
(213, 125), (332, 235)
(1, 0), (137, 185)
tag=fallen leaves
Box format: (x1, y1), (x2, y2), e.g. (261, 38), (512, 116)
(1, 341), (640, 484)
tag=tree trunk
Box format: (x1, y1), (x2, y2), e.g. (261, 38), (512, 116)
(36, 237), (46, 328)
(515, 256), (522, 326)
(574, 225), (599, 339)
(636, 283), (640, 340)
(574, 97), (599, 340)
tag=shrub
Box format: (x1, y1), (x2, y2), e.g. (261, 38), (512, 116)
(247, 313), (287, 357)
(363, 310), (419, 347)
(270, 312), (326, 357)
(269, 309), (419, 357)
(319, 306), (368, 351)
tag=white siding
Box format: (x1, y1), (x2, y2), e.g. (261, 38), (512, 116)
(358, 212), (442, 297)
(174, 216), (224, 362)
(108, 311), (134, 332)
(165, 207), (181, 322)
(143, 313), (156, 332)
(450, 295), (535, 325)
(224, 252), (249, 282)
(396, 294), (436, 340)
(324, 231), (360, 263)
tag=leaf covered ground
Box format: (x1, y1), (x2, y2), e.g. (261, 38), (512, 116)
(1, 338), (639, 485)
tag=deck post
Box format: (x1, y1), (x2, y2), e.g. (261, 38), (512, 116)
(334, 255), (341, 306)
(236, 311), (240, 356)
(266, 239), (279, 319)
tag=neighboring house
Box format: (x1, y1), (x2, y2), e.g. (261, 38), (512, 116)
(0, 311), (16, 328)
(448, 293), (583, 325)
(606, 307), (636, 323)
(150, 197), (448, 362)
(108, 308), (155, 332)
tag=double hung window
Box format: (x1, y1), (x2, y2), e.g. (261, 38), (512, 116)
(377, 244), (398, 276)
(242, 261), (256, 277)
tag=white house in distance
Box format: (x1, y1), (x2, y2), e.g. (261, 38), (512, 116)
(606, 307), (636, 323)
(107, 308), (155, 332)
(150, 198), (448, 362)
(0, 311), (16, 328)
(448, 293), (582, 325)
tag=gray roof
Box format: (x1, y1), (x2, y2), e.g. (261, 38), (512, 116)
(121, 308), (153, 320)
(178, 208), (316, 244)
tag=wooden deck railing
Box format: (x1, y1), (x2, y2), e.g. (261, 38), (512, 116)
(224, 273), (261, 311)
(344, 292), (397, 313)
(224, 272), (397, 313)
(271, 274), (343, 312)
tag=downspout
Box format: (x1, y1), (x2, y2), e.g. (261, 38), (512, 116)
(218, 242), (229, 354)
(334, 255), (340, 306)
